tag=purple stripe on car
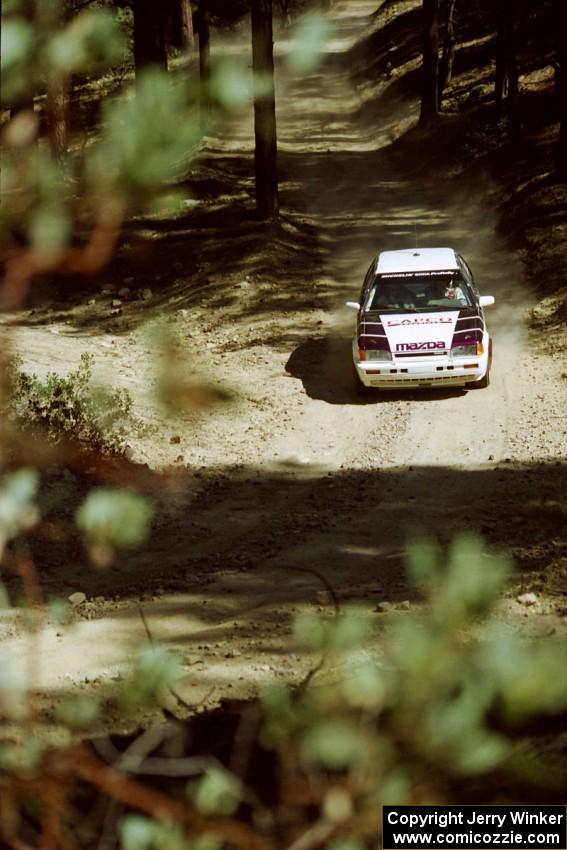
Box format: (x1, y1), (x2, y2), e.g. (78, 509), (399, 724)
(453, 328), (482, 337)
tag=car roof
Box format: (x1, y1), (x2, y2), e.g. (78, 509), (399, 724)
(376, 248), (459, 274)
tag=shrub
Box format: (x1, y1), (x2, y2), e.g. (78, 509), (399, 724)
(6, 352), (143, 455)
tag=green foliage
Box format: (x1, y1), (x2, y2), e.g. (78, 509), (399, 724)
(119, 644), (184, 711)
(288, 12), (332, 74)
(120, 817), (220, 850)
(55, 693), (100, 729)
(0, 655), (28, 723)
(48, 8), (125, 75)
(88, 70), (201, 200)
(0, 733), (48, 772)
(1, 1), (126, 104)
(190, 767), (241, 816)
(120, 816), (187, 850)
(293, 608), (370, 653)
(301, 719), (373, 769)
(7, 353), (143, 454)
(0, 582), (10, 610)
(47, 596), (75, 626)
(1, 7), (199, 259)
(209, 59), (251, 109)
(145, 318), (230, 417)
(0, 20), (35, 88)
(0, 0), (331, 263)
(76, 487), (153, 551)
(0, 468), (39, 556)
(263, 536), (567, 804)
(407, 535), (511, 627)
(484, 629), (567, 723)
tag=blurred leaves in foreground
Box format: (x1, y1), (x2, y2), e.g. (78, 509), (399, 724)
(76, 486), (153, 563)
(145, 318), (231, 417)
(0, 468), (38, 557)
(263, 537), (567, 807)
(0, 535), (565, 846)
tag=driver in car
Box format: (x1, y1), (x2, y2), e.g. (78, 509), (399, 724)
(427, 279), (467, 306)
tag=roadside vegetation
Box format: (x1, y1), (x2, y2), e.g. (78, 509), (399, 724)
(0, 0), (565, 848)
(5, 352), (146, 455)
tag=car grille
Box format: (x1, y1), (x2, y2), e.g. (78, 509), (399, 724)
(394, 351), (447, 358)
(372, 375), (465, 385)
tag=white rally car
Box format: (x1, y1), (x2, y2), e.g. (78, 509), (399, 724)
(347, 247), (495, 392)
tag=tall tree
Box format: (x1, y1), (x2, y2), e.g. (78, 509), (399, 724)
(495, 0), (514, 107)
(251, 0), (279, 219)
(438, 0), (456, 98)
(46, 74), (70, 162)
(180, 0), (194, 51)
(133, 0), (168, 78)
(494, 0), (521, 140)
(197, 0), (210, 131)
(45, 1), (71, 162)
(557, 0), (567, 176)
(419, 0), (440, 125)
(167, 0), (194, 53)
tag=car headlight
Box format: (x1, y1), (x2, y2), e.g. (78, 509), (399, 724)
(452, 345), (477, 357)
(361, 349), (392, 362)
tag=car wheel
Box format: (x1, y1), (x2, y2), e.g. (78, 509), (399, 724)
(466, 365), (490, 389)
(353, 364), (374, 396)
(467, 339), (492, 389)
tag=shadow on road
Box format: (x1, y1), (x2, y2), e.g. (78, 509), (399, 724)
(17, 458), (567, 615)
(286, 335), (468, 404)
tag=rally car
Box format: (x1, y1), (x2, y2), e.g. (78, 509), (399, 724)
(347, 248), (495, 392)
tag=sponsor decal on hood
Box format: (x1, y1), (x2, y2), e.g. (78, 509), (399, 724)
(380, 311), (460, 351)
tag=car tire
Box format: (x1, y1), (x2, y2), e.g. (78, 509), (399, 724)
(466, 340), (492, 389)
(353, 364), (374, 396)
(466, 366), (490, 389)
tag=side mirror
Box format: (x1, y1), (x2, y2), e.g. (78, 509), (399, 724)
(479, 295), (495, 307)
(345, 301), (360, 310)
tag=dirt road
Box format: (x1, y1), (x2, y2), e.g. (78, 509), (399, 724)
(2, 1), (566, 727)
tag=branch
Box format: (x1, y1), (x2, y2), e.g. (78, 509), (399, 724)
(70, 746), (273, 850)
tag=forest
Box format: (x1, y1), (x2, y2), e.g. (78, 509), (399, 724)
(0, 0), (566, 848)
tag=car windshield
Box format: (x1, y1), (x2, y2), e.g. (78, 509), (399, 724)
(365, 273), (473, 312)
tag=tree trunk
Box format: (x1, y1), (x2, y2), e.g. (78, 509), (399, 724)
(507, 41), (521, 141)
(560, 103), (567, 179)
(557, 0), (567, 176)
(133, 0), (168, 78)
(0, 0), (2, 99)
(494, 0), (523, 139)
(180, 0), (194, 50)
(43, 0), (70, 162)
(554, 0), (562, 98)
(167, 0), (194, 52)
(251, 0), (279, 219)
(198, 0), (211, 131)
(494, 0), (510, 109)
(46, 75), (70, 163)
(419, 0), (440, 125)
(439, 0), (456, 98)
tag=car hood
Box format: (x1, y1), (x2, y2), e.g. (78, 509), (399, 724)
(358, 309), (484, 353)
(380, 311), (459, 350)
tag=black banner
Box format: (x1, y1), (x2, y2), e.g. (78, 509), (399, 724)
(383, 806), (567, 850)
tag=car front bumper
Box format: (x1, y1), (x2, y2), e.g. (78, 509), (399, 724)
(353, 350), (489, 389)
